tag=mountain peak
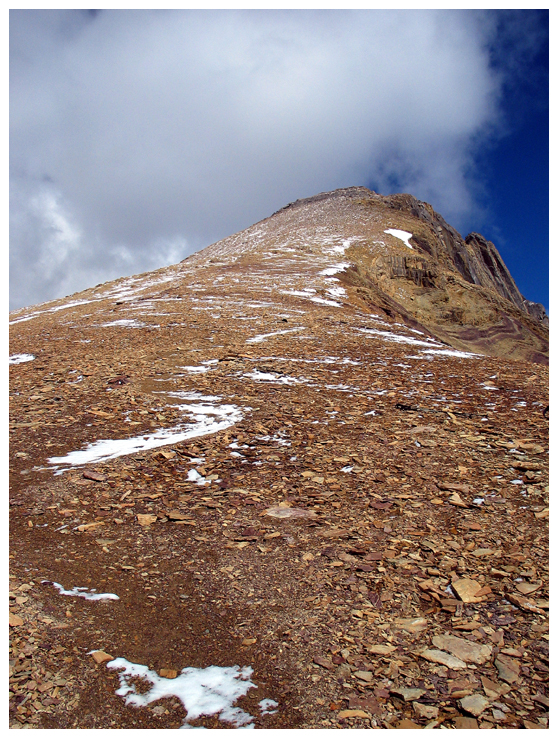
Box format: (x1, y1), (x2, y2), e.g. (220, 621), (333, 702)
(182, 187), (547, 364)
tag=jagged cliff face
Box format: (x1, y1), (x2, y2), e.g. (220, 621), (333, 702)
(187, 186), (548, 364)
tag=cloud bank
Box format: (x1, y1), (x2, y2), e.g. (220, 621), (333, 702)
(9, 9), (544, 310)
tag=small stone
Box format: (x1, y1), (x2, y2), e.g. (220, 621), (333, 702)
(454, 716), (479, 729)
(533, 694), (550, 708)
(448, 492), (468, 508)
(137, 514), (157, 526)
(471, 548), (499, 558)
(354, 670), (373, 682)
(508, 593), (545, 614)
(77, 521), (105, 532)
(515, 581), (542, 595)
(159, 668), (178, 679)
(9, 613), (24, 627)
(481, 676), (506, 700)
(451, 578), (483, 603)
(264, 506), (317, 519)
(492, 709), (507, 722)
(396, 718), (421, 729)
(167, 510), (194, 521)
(83, 470), (107, 482)
(494, 655), (520, 684)
(523, 719), (546, 729)
(241, 638), (257, 646)
(348, 695), (381, 714)
(420, 649), (466, 669)
(412, 702), (438, 720)
(391, 687), (425, 702)
(338, 709), (369, 719)
(393, 617), (428, 633)
(335, 663), (352, 680)
(313, 655), (334, 670)
(459, 694), (490, 717)
(90, 650), (114, 664)
(367, 643), (397, 655)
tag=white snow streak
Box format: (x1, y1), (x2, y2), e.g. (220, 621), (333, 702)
(48, 403), (243, 469)
(247, 327), (304, 344)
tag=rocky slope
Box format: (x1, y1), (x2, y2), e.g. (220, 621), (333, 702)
(9, 188), (548, 729)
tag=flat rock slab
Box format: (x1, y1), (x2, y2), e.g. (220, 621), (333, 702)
(432, 634), (492, 665)
(419, 649), (466, 669)
(264, 506), (317, 519)
(89, 650), (114, 665)
(338, 709), (369, 719)
(412, 702), (438, 720)
(82, 470), (107, 482)
(454, 716), (479, 729)
(459, 694), (490, 717)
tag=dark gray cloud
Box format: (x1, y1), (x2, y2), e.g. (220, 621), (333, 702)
(9, 9), (543, 310)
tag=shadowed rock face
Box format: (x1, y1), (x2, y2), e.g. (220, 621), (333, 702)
(197, 187), (548, 364)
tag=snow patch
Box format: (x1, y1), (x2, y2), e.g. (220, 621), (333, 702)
(9, 353), (35, 364)
(319, 262), (350, 276)
(107, 658), (259, 729)
(384, 229), (413, 249)
(243, 370), (308, 386)
(259, 699), (278, 715)
(310, 296), (342, 307)
(44, 581), (119, 601)
(356, 327), (440, 347)
(187, 468), (209, 485)
(326, 285), (347, 299)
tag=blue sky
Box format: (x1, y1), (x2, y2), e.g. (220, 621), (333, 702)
(478, 106), (548, 311)
(474, 15), (548, 311)
(10, 9), (549, 312)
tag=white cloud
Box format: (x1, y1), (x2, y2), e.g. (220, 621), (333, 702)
(9, 9), (543, 309)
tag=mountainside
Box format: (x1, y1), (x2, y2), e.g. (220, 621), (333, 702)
(9, 188), (548, 729)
